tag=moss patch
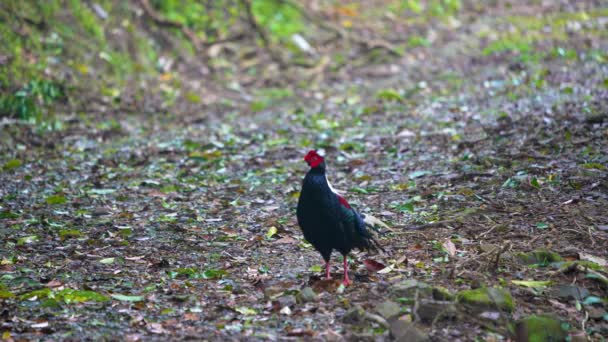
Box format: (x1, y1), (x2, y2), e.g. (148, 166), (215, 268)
(516, 249), (562, 266)
(457, 287), (515, 312)
(514, 315), (567, 342)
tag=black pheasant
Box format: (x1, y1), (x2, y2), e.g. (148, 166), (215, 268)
(296, 150), (382, 285)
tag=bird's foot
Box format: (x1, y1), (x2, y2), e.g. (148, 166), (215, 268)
(342, 277), (352, 286)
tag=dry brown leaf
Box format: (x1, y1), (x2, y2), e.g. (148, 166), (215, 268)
(443, 239), (456, 257)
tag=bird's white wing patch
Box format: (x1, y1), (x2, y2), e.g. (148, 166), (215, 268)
(363, 214), (393, 232)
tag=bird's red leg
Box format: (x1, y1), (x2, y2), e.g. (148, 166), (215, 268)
(342, 257), (351, 286)
(325, 261), (331, 280)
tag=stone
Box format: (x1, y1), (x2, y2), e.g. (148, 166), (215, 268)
(389, 320), (429, 342)
(297, 287), (317, 303)
(416, 299), (457, 322)
(432, 286), (454, 301)
(456, 287), (515, 313)
(551, 284), (589, 301)
(391, 280), (433, 299)
(375, 300), (401, 319)
(515, 315), (567, 342)
(342, 305), (366, 324)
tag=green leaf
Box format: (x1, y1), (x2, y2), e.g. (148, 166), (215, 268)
(202, 269), (227, 279)
(394, 201), (415, 213)
(57, 289), (110, 304)
(511, 280), (552, 288)
(502, 177), (519, 188)
(535, 222), (549, 229)
(235, 306), (256, 315)
(168, 268), (197, 279)
(265, 226), (277, 239)
(46, 194), (67, 205)
(581, 162), (606, 170)
(0, 210), (20, 219)
(111, 294), (144, 302)
(309, 265), (323, 273)
(530, 177), (541, 189)
(2, 159), (22, 171)
(99, 257), (115, 264)
(349, 186), (369, 194)
(582, 296), (603, 305)
(59, 229), (82, 240)
(87, 188), (116, 195)
(17, 235), (38, 246)
(376, 89), (404, 102)
(408, 170), (432, 179)
(20, 288), (51, 300)
(0, 290), (15, 299)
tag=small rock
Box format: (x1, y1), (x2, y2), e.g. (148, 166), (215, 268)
(297, 287), (317, 303)
(479, 311), (501, 321)
(263, 286), (284, 300)
(551, 284), (589, 301)
(587, 306), (607, 320)
(375, 300), (401, 319)
(432, 287), (454, 301)
(515, 315), (567, 342)
(391, 280), (433, 299)
(92, 207), (111, 216)
(416, 299), (457, 322)
(389, 320), (429, 342)
(280, 306), (292, 315)
(342, 306), (365, 324)
(277, 295), (296, 308)
(456, 287), (515, 313)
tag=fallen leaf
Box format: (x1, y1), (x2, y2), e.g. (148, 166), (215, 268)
(111, 294), (144, 302)
(46, 279), (62, 288)
(147, 322), (167, 334)
(363, 259), (387, 272)
(274, 236), (297, 244)
(443, 239), (456, 257)
(266, 226), (278, 239)
(512, 280), (552, 288)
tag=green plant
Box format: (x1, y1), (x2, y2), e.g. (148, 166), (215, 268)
(0, 79), (66, 120)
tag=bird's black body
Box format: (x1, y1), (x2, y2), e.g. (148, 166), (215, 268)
(296, 152), (382, 284)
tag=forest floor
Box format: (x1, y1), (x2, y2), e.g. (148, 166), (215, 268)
(1, 1), (608, 341)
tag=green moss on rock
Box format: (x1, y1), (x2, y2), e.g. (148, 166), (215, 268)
(456, 287), (515, 312)
(514, 315), (567, 342)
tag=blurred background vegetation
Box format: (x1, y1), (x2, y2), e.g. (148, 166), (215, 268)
(3, 0), (605, 128)
(0, 0), (469, 125)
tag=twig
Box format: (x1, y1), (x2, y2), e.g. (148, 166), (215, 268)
(477, 224), (499, 239)
(363, 312), (390, 328)
(407, 220), (456, 230)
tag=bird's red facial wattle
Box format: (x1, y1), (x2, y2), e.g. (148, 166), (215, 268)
(304, 150), (324, 168)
